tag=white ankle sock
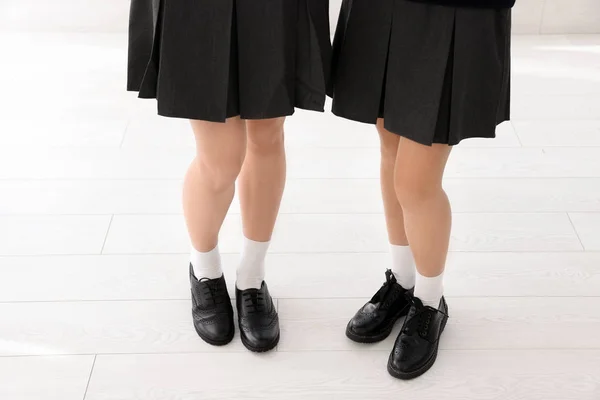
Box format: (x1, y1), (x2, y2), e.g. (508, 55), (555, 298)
(390, 244), (416, 289)
(414, 271), (444, 308)
(236, 237), (270, 290)
(190, 245), (223, 280)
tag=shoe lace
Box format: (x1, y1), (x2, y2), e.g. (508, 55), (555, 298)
(374, 269), (398, 307)
(242, 290), (266, 314)
(199, 279), (227, 306)
(401, 296), (448, 339)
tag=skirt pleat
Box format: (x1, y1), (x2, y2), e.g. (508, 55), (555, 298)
(296, 0), (332, 109)
(330, 0), (394, 124)
(127, 0), (331, 122)
(330, 0), (512, 146)
(127, 0), (161, 94)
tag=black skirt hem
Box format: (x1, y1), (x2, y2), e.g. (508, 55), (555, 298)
(132, 90), (325, 123)
(331, 108), (377, 126)
(156, 109), (298, 123)
(332, 107), (509, 147)
(131, 93), (328, 122)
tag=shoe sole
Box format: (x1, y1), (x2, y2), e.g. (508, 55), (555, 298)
(386, 317), (448, 380)
(240, 332), (280, 353)
(193, 322), (235, 347)
(345, 305), (411, 344)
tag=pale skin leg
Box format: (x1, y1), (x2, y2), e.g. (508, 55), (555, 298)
(376, 119), (453, 278)
(376, 119), (409, 246)
(393, 130), (453, 278)
(183, 117), (247, 252)
(183, 116), (286, 252)
(238, 117), (287, 242)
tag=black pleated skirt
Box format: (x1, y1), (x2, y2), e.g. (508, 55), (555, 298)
(127, 0), (332, 122)
(330, 0), (512, 146)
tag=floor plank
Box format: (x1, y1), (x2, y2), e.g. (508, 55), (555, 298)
(85, 351), (600, 400)
(0, 355), (94, 400)
(447, 147), (600, 178)
(102, 214), (203, 254)
(1, 252), (599, 302)
(569, 212), (600, 250)
(0, 147), (192, 180)
(2, 178), (600, 215)
(511, 94), (600, 120)
(0, 297), (596, 356)
(0, 180), (183, 215)
(0, 254), (188, 302)
(0, 300), (256, 355)
(278, 298), (600, 352)
(0, 215), (111, 255)
(444, 178), (600, 212)
(102, 214), (390, 254)
(0, 116), (127, 147)
(2, 146), (600, 180)
(449, 212), (582, 252)
(513, 120), (600, 147)
(102, 213), (582, 255)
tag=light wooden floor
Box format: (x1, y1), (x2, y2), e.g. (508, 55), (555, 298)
(1, 33), (600, 399)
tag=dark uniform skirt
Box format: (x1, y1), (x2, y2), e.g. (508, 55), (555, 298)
(127, 0), (332, 122)
(330, 0), (512, 146)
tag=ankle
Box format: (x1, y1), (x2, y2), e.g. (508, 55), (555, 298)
(190, 244), (223, 280)
(236, 237), (270, 290)
(390, 244), (416, 289)
(414, 270), (444, 308)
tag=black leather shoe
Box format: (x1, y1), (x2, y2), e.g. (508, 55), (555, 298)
(387, 296), (449, 380)
(346, 270), (413, 343)
(236, 282), (279, 353)
(189, 265), (234, 346)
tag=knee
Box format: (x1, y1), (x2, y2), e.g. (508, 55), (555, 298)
(195, 148), (245, 192)
(246, 118), (285, 155)
(377, 120), (399, 163)
(394, 170), (440, 211)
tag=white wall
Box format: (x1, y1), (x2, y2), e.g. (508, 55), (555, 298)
(511, 0), (600, 33)
(1, 0), (599, 34)
(0, 0), (129, 32)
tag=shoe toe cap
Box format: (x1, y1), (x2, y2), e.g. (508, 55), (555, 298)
(348, 319), (367, 335)
(348, 310), (379, 335)
(244, 326), (279, 347)
(389, 355), (411, 374)
(194, 313), (234, 343)
(389, 346), (429, 374)
(241, 317), (280, 350)
(249, 336), (276, 349)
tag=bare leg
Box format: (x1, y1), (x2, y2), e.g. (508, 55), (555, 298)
(183, 117), (246, 252)
(185, 117), (245, 347)
(387, 135), (452, 380)
(238, 117), (287, 242)
(377, 119), (409, 246)
(234, 117), (286, 290)
(394, 137), (452, 278)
